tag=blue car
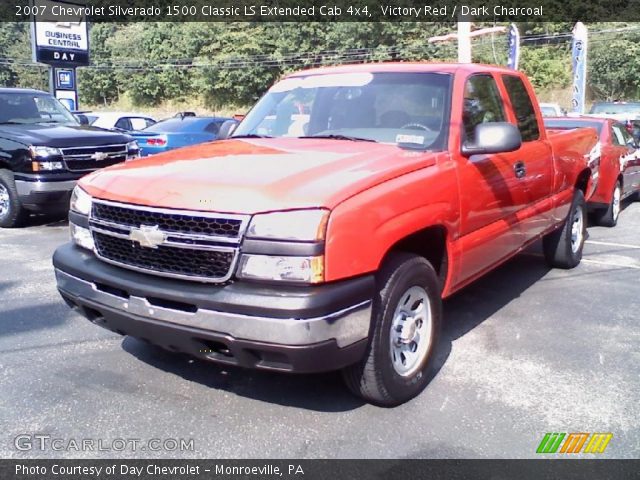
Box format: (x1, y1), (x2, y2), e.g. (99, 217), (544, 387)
(131, 116), (232, 156)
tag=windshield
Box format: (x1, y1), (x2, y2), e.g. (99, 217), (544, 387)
(0, 93), (78, 126)
(590, 103), (640, 114)
(233, 72), (452, 150)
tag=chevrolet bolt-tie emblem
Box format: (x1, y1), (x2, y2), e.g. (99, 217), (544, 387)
(129, 225), (167, 249)
(91, 152), (109, 161)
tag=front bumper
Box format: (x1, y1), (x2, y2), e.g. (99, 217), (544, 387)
(15, 174), (79, 212)
(53, 243), (374, 373)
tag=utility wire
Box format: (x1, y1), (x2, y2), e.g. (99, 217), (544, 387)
(1, 26), (638, 70)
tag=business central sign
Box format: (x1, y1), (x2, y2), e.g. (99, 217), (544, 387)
(31, 0), (89, 67)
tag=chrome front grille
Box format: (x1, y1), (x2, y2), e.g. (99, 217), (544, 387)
(89, 199), (249, 283)
(92, 201), (243, 238)
(61, 144), (128, 172)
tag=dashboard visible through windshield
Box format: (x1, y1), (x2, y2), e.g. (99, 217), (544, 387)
(233, 72), (452, 150)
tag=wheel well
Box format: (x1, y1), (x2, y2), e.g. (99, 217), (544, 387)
(575, 168), (592, 195)
(384, 225), (448, 285)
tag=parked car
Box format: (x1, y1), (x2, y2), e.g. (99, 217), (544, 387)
(539, 102), (565, 117)
(545, 116), (640, 226)
(589, 101), (640, 143)
(81, 111), (157, 132)
(54, 63), (598, 406)
(130, 116), (233, 156)
(0, 88), (139, 227)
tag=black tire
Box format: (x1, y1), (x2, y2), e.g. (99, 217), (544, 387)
(594, 180), (622, 227)
(543, 189), (586, 269)
(342, 252), (442, 407)
(0, 169), (28, 228)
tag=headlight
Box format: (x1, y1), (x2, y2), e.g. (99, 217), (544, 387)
(29, 146), (62, 158)
(247, 209), (329, 241)
(70, 186), (92, 216)
(32, 161), (64, 171)
(70, 223), (94, 251)
(238, 254), (324, 283)
(126, 140), (140, 160)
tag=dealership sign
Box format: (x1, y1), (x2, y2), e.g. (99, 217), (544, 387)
(506, 24), (520, 70)
(31, 0), (89, 67)
(571, 22), (588, 114)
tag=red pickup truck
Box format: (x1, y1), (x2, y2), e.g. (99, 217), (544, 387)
(545, 116), (640, 227)
(53, 63), (598, 406)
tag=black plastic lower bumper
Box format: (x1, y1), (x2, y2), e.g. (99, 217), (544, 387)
(59, 292), (368, 373)
(20, 190), (73, 212)
(53, 243), (375, 373)
(14, 173), (81, 212)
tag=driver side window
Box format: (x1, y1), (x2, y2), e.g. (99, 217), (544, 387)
(462, 74), (505, 143)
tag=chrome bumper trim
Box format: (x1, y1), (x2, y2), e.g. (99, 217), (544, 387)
(15, 179), (77, 196)
(55, 269), (371, 348)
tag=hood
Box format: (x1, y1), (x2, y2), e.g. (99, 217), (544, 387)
(80, 138), (439, 214)
(0, 124), (132, 148)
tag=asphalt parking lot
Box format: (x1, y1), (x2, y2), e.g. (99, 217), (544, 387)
(1, 203), (639, 459)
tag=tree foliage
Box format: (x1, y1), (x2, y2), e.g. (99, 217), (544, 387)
(589, 36), (640, 100)
(520, 46), (572, 91)
(0, 22), (638, 107)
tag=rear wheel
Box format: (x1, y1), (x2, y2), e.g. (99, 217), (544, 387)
(342, 252), (442, 407)
(0, 169), (28, 228)
(543, 189), (586, 269)
(594, 180), (621, 227)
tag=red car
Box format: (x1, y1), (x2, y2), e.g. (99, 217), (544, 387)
(54, 64), (598, 406)
(545, 117), (640, 226)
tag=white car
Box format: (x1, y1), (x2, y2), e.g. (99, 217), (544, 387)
(80, 111), (157, 132)
(539, 103), (565, 117)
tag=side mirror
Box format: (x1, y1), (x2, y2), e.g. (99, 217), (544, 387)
(217, 119), (239, 140)
(462, 122), (522, 157)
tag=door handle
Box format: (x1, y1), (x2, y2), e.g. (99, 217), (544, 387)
(514, 161), (526, 179)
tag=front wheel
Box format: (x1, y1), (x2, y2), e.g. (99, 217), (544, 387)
(342, 252), (442, 407)
(0, 169), (28, 228)
(543, 189), (587, 269)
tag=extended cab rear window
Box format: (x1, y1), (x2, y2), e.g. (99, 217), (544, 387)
(502, 75), (540, 142)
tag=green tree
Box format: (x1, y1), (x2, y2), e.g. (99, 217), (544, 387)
(589, 37), (640, 100)
(519, 46), (572, 91)
(0, 23), (47, 90)
(78, 23), (121, 106)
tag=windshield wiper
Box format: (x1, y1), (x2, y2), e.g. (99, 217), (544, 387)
(298, 134), (376, 143)
(0, 121), (24, 125)
(231, 134), (273, 139)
